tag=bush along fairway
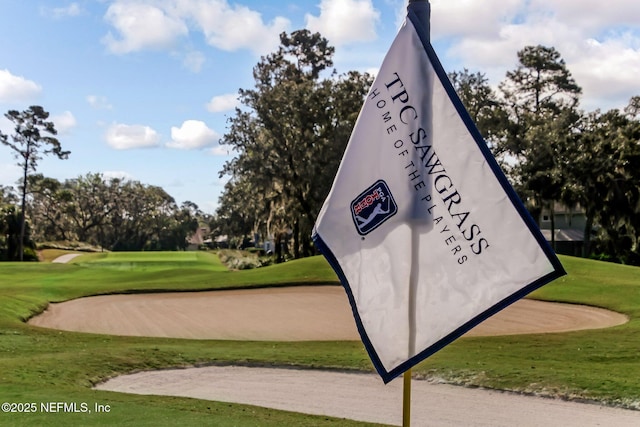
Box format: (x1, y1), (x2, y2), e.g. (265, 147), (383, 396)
(0, 252), (638, 426)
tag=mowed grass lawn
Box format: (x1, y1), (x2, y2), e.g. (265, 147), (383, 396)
(0, 251), (638, 426)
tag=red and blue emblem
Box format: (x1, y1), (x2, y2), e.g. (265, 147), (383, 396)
(351, 180), (398, 235)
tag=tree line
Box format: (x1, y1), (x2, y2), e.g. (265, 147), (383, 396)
(214, 31), (640, 265)
(1, 30), (639, 265)
(450, 46), (640, 264)
(0, 172), (204, 260)
(0, 107), (202, 260)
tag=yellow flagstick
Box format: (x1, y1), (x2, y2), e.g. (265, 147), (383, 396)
(403, 4), (427, 427)
(403, 369), (412, 426)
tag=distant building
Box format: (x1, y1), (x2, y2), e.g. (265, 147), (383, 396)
(538, 203), (585, 256)
(187, 226), (210, 251)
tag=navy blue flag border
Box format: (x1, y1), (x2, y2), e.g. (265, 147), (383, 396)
(312, 4), (567, 384)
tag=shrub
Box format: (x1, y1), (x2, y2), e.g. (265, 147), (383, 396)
(22, 248), (39, 262)
(217, 249), (274, 270)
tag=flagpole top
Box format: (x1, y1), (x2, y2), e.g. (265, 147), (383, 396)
(407, 0), (431, 39)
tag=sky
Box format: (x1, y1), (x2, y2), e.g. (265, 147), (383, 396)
(0, 0), (639, 214)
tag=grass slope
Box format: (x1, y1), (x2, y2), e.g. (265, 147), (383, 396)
(0, 252), (638, 426)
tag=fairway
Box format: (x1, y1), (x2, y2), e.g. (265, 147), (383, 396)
(69, 251), (228, 271)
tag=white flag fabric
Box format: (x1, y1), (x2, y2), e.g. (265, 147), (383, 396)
(312, 6), (565, 384)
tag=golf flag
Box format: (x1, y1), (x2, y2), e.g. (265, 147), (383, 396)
(312, 1), (566, 384)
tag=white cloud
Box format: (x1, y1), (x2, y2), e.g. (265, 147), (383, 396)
(206, 93), (239, 113)
(181, 0), (290, 55)
(0, 69), (41, 103)
(430, 0), (522, 40)
(105, 123), (160, 150)
(51, 111), (77, 135)
(102, 1), (188, 54)
(305, 0), (380, 46)
(168, 120), (219, 149)
(52, 3), (82, 19)
(569, 36), (640, 111)
(422, 0), (640, 111)
(86, 95), (113, 110)
(183, 50), (205, 73)
(101, 0), (290, 56)
(529, 0), (640, 32)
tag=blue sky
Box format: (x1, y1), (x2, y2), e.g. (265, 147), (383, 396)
(1, 0), (639, 214)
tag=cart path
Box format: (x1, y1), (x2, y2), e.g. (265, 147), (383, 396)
(51, 253), (82, 263)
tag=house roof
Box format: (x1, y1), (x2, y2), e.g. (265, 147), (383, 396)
(540, 228), (584, 242)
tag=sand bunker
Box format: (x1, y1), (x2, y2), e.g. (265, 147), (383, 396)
(28, 285), (628, 340)
(30, 283), (634, 425)
(95, 365), (640, 427)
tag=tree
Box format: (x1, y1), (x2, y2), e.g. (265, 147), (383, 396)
(25, 172), (201, 252)
(0, 193), (18, 261)
(219, 30), (372, 258)
(498, 46), (582, 249)
(625, 95), (640, 118)
(27, 175), (73, 241)
(0, 106), (70, 260)
(448, 68), (508, 150)
(170, 201), (200, 251)
(63, 173), (120, 243)
(212, 176), (272, 250)
(0, 205), (36, 261)
(569, 102), (640, 263)
(0, 185), (17, 206)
